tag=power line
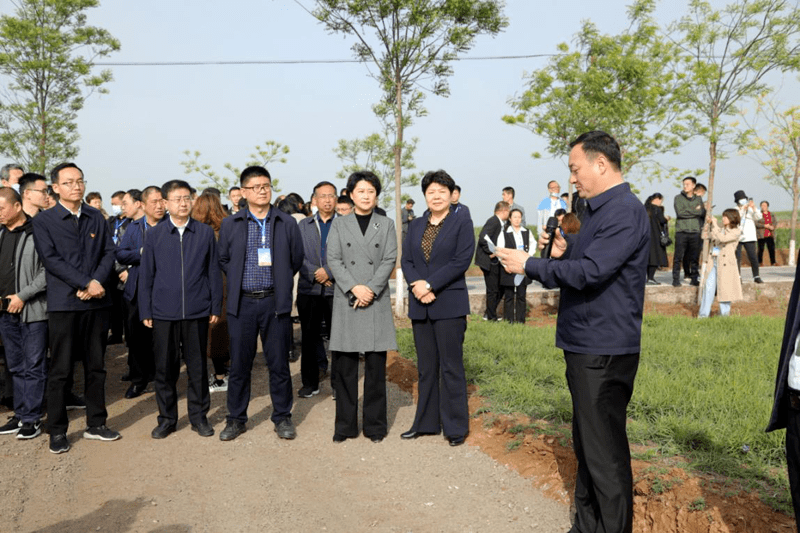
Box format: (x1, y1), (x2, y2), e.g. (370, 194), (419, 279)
(94, 54), (553, 67)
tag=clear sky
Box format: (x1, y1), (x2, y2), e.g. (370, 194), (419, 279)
(1, 0), (796, 221)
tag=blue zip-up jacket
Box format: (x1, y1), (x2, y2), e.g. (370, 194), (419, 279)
(32, 202), (115, 312)
(524, 183), (649, 355)
(138, 217), (223, 321)
(218, 207), (303, 317)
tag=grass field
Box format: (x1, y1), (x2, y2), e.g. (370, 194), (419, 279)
(396, 311), (793, 511)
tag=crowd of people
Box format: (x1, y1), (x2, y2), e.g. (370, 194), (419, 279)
(0, 134), (798, 533)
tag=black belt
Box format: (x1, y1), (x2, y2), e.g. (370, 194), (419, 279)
(242, 288), (274, 299)
(789, 389), (800, 411)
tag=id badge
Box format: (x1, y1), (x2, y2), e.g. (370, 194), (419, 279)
(258, 248), (272, 267)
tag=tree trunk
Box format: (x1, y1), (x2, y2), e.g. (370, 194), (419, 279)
(698, 139), (718, 301)
(393, 77), (405, 317)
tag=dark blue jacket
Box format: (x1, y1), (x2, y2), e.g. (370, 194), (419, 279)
(524, 183), (649, 355)
(767, 254), (800, 432)
(138, 218), (223, 321)
(401, 207), (475, 321)
(32, 203), (115, 312)
(218, 207), (304, 317)
(297, 214), (335, 297)
(115, 217), (165, 303)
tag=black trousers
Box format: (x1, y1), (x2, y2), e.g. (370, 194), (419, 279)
(672, 232), (700, 283)
(503, 285), (528, 324)
(47, 310), (109, 435)
(226, 294), (292, 425)
(758, 237), (776, 265)
(109, 286), (126, 341)
(410, 317), (468, 437)
(333, 350), (386, 438)
(297, 293), (332, 390)
(124, 296), (154, 387)
(787, 399), (800, 532)
(482, 263), (502, 320)
(152, 318), (210, 427)
(565, 352), (639, 533)
(736, 241), (760, 278)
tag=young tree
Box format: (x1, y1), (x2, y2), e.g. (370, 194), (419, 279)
(180, 140), (289, 192)
(304, 0), (507, 315)
(503, 0), (698, 186)
(334, 124), (420, 210)
(742, 98), (800, 265)
(0, 0), (120, 173)
(672, 0), (800, 216)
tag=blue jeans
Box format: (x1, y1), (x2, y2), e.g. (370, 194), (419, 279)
(698, 258), (730, 318)
(0, 314), (48, 423)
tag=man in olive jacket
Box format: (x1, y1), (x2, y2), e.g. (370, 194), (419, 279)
(672, 176), (705, 286)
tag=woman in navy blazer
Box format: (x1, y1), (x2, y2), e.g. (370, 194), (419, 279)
(400, 170), (476, 446)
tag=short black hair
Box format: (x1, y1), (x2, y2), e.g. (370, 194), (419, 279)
(126, 188), (143, 203)
(313, 181), (337, 195)
(19, 173), (47, 194)
(346, 170), (381, 197)
(336, 195), (354, 206)
(202, 187), (222, 197)
(682, 176), (697, 185)
(142, 186), (162, 201)
(161, 179), (193, 199)
(694, 182), (706, 190)
(454, 184), (462, 193)
(760, 200), (770, 207)
(240, 166), (271, 187)
(502, 186), (515, 198)
(421, 170), (455, 194)
(111, 190), (126, 200)
(50, 162), (83, 184)
(229, 186), (241, 194)
(570, 131), (622, 171)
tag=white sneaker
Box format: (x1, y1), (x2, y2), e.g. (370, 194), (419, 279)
(209, 375), (228, 393)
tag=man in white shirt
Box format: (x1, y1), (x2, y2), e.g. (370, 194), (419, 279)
(537, 181), (568, 231)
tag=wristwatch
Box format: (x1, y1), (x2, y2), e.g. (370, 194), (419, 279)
(425, 282), (431, 292)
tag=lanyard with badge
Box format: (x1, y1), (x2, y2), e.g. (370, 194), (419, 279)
(252, 214), (272, 267)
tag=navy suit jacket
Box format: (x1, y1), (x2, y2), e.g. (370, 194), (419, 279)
(218, 207), (304, 317)
(115, 217), (166, 303)
(32, 202), (115, 312)
(401, 207), (475, 321)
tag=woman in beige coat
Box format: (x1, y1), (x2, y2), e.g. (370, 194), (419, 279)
(698, 208), (743, 318)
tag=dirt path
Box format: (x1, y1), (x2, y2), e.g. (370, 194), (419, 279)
(0, 345), (570, 533)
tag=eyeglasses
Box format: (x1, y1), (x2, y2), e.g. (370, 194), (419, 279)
(27, 188), (48, 194)
(167, 196), (192, 204)
(242, 184), (271, 193)
(59, 180), (87, 189)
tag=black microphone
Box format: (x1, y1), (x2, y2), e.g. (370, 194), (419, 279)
(541, 216), (559, 259)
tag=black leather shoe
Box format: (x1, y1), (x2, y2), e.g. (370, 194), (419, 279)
(191, 420), (214, 437)
(401, 429), (436, 439)
(274, 419), (296, 440)
(332, 433), (349, 443)
(124, 384), (147, 399)
(219, 420), (247, 441)
(448, 435), (466, 447)
(151, 423), (176, 440)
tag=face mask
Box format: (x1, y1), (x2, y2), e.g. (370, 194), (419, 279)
(111, 204), (123, 216)
(738, 199), (747, 206)
(10, 183), (19, 193)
